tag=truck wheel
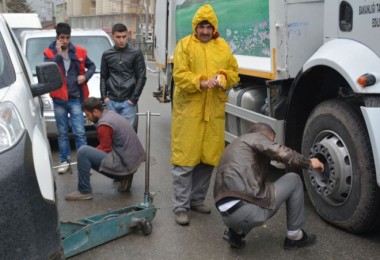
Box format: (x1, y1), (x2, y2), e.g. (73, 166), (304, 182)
(302, 99), (380, 234)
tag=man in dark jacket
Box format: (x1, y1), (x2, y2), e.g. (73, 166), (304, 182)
(44, 22), (96, 174)
(100, 23), (147, 132)
(214, 123), (324, 249)
(65, 97), (146, 201)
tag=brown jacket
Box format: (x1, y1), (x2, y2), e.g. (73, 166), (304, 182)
(214, 133), (311, 209)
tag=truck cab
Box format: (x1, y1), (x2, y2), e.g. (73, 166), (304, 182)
(153, 0), (380, 234)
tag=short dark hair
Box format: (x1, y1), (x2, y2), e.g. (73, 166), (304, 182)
(112, 23), (127, 34)
(198, 20), (211, 26)
(248, 122), (275, 136)
(56, 22), (71, 37)
(82, 97), (104, 112)
(197, 20), (214, 30)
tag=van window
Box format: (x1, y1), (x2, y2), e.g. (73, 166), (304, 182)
(0, 35), (16, 88)
(26, 36), (112, 75)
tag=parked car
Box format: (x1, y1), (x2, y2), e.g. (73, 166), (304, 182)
(20, 29), (113, 138)
(0, 15), (63, 259)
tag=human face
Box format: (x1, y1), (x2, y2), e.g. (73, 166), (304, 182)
(84, 109), (101, 123)
(57, 34), (70, 50)
(112, 31), (128, 48)
(196, 23), (214, 43)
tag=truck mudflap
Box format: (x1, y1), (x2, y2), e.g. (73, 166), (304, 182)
(361, 106), (380, 187)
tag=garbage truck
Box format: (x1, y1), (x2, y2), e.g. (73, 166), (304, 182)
(153, 0), (380, 234)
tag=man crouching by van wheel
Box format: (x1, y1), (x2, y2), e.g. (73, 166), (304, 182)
(64, 97), (146, 200)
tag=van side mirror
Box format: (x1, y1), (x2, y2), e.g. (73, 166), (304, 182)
(31, 62), (62, 97)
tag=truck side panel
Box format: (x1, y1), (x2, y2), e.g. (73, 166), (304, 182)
(154, 0), (168, 69)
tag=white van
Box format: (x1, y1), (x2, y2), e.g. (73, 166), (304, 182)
(20, 29), (114, 138)
(0, 14), (63, 258)
(3, 13), (42, 43)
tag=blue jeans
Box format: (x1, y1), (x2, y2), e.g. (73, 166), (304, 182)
(77, 145), (123, 193)
(53, 98), (87, 162)
(106, 100), (137, 130)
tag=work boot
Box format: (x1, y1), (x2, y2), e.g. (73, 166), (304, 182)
(118, 174), (134, 192)
(65, 191), (93, 201)
(190, 204), (211, 214)
(175, 210), (190, 226)
(223, 228), (246, 249)
(57, 161), (69, 174)
(284, 229), (316, 250)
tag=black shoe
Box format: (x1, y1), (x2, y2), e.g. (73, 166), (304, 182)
(284, 229), (316, 250)
(118, 174), (134, 192)
(223, 228), (246, 249)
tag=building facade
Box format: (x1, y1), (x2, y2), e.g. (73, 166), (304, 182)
(67, 0), (154, 40)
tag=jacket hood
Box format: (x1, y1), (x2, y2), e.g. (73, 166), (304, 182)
(192, 4), (218, 35)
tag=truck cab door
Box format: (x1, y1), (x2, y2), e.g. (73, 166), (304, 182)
(337, 1), (380, 57)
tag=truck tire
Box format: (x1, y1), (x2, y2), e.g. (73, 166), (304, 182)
(302, 99), (380, 234)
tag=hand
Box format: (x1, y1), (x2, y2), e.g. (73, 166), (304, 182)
(200, 78), (218, 89)
(127, 99), (135, 105)
(55, 40), (63, 55)
(77, 75), (86, 85)
(310, 158), (324, 172)
(104, 97), (110, 104)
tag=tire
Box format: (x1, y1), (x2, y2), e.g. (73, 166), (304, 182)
(141, 221), (153, 235)
(302, 99), (380, 234)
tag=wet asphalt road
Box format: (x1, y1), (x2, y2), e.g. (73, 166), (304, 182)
(50, 67), (380, 260)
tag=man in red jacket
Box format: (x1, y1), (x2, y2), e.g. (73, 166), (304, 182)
(65, 97), (146, 200)
(44, 23), (95, 174)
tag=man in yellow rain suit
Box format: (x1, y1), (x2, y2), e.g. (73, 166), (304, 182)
(171, 4), (240, 225)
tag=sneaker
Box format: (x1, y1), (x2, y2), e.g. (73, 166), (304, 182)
(118, 174), (134, 192)
(190, 204), (211, 214)
(175, 210), (190, 226)
(284, 229), (316, 250)
(65, 191), (93, 201)
(57, 161), (70, 174)
(223, 228), (246, 249)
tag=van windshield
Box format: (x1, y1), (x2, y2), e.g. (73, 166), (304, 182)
(25, 35), (112, 75)
(0, 35), (16, 88)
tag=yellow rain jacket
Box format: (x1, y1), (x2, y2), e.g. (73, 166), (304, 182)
(171, 4), (240, 167)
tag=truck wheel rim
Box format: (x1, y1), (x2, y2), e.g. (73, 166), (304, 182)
(308, 131), (353, 206)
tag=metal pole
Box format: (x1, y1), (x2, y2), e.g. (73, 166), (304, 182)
(137, 111), (160, 205)
(144, 110), (151, 195)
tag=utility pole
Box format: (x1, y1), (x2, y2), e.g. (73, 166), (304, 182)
(52, 1), (56, 25)
(145, 0), (149, 41)
(0, 0), (7, 13)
